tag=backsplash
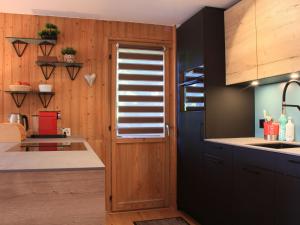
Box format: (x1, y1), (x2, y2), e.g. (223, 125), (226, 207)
(255, 82), (300, 141)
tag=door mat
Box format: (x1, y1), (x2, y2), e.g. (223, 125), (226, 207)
(133, 217), (190, 225)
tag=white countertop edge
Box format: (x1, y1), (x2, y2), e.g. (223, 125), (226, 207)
(205, 137), (300, 157)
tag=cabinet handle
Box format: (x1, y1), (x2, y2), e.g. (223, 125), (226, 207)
(204, 153), (224, 164)
(242, 167), (261, 175)
(288, 159), (300, 165)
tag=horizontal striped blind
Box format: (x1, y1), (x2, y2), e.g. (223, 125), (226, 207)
(183, 66), (205, 111)
(116, 44), (165, 138)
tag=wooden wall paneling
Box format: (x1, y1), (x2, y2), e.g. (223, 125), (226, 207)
(70, 19), (81, 136)
(86, 20), (96, 153)
(256, 0), (300, 79)
(96, 20), (107, 160)
(59, 17), (72, 134)
(77, 18), (86, 137)
(0, 13), (4, 122)
(104, 31), (112, 211)
(27, 15), (38, 124)
(29, 16), (40, 115)
(3, 14), (14, 116)
(52, 16), (65, 132)
(225, 0), (258, 85)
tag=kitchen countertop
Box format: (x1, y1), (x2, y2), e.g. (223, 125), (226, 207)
(0, 137), (105, 172)
(205, 137), (300, 156)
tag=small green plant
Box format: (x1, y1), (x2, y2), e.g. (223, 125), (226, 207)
(61, 47), (77, 55)
(45, 23), (58, 30)
(38, 23), (60, 40)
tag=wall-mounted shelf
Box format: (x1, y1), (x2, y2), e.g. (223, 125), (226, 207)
(5, 90), (55, 108)
(36, 92), (55, 108)
(5, 91), (31, 108)
(6, 37), (56, 57)
(36, 61), (83, 80)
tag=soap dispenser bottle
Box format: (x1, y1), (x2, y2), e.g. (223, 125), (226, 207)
(286, 117), (295, 142)
(279, 113), (288, 141)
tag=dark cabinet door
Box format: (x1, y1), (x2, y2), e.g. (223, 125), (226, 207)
(276, 155), (300, 225)
(177, 112), (205, 221)
(202, 142), (233, 225)
(233, 148), (276, 225)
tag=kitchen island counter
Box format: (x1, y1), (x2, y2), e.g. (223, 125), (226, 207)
(0, 137), (105, 225)
(0, 137), (104, 171)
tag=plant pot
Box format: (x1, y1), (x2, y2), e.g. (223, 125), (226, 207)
(39, 84), (53, 92)
(40, 34), (57, 40)
(64, 54), (75, 63)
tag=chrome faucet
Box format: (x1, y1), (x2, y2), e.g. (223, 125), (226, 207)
(282, 79), (300, 113)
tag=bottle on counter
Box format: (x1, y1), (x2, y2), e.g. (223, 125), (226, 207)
(279, 113), (288, 141)
(286, 117), (295, 142)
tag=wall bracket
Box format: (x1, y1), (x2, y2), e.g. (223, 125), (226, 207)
(37, 62), (56, 80)
(36, 61), (83, 81)
(6, 37), (56, 57)
(39, 41), (55, 56)
(12, 40), (28, 57)
(66, 65), (82, 80)
(5, 91), (30, 108)
(37, 92), (55, 108)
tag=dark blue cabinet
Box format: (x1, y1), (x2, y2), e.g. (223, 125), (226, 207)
(275, 154), (300, 225)
(202, 142), (300, 225)
(203, 142), (278, 225)
(202, 142), (233, 225)
(233, 148), (276, 225)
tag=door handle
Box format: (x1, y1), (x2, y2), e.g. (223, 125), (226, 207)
(165, 124), (170, 137)
(288, 159), (300, 165)
(204, 153), (224, 165)
(242, 167), (261, 175)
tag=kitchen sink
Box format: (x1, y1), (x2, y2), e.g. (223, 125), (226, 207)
(249, 143), (300, 149)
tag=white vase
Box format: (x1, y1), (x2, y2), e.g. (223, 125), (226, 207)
(64, 54), (75, 63)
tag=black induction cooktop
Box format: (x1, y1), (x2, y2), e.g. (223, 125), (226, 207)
(7, 142), (87, 152)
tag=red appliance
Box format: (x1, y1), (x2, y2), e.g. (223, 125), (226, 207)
(39, 111), (58, 135)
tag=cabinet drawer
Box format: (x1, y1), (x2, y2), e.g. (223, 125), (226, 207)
(278, 154), (300, 178)
(234, 147), (277, 172)
(204, 142), (233, 163)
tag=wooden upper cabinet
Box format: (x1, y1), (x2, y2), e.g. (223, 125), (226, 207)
(225, 0), (258, 85)
(256, 0), (300, 79)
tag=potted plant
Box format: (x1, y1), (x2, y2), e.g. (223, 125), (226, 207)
(38, 23), (60, 40)
(61, 47), (77, 63)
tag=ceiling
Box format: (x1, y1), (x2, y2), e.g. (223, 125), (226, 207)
(0, 0), (238, 26)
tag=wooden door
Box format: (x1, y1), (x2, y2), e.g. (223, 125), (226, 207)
(225, 0), (258, 85)
(110, 41), (170, 211)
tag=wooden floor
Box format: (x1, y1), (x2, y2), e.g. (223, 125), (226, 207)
(106, 208), (200, 225)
